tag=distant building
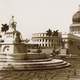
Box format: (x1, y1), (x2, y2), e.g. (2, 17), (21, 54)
(62, 33), (69, 49)
(32, 32), (62, 50)
(62, 6), (80, 56)
(68, 6), (80, 55)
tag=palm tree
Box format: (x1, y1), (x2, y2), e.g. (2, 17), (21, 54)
(52, 30), (59, 36)
(1, 24), (9, 32)
(46, 29), (52, 36)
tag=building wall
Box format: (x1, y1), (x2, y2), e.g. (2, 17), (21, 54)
(60, 33), (80, 55)
(0, 43), (28, 54)
(32, 33), (62, 49)
(68, 37), (80, 55)
(14, 43), (27, 53)
(0, 44), (14, 54)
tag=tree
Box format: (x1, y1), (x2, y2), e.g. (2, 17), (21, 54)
(1, 24), (9, 32)
(52, 30), (59, 36)
(37, 49), (42, 53)
(46, 29), (52, 36)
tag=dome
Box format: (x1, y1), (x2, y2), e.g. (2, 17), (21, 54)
(72, 11), (80, 23)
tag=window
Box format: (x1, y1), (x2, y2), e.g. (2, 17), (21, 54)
(49, 44), (50, 47)
(43, 34), (44, 36)
(46, 39), (47, 42)
(46, 44), (47, 47)
(51, 44), (53, 47)
(0, 35), (2, 38)
(40, 44), (41, 46)
(7, 48), (9, 51)
(43, 39), (44, 42)
(40, 39), (41, 42)
(3, 46), (10, 52)
(0, 40), (4, 42)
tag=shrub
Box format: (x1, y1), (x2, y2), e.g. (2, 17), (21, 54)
(37, 49), (42, 53)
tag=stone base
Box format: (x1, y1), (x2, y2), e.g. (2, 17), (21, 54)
(0, 53), (70, 70)
(0, 59), (70, 70)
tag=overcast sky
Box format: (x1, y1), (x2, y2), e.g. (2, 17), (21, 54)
(0, 0), (80, 39)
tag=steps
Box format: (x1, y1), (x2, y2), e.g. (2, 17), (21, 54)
(0, 59), (70, 70)
(0, 53), (70, 70)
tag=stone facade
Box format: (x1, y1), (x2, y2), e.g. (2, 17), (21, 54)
(32, 32), (62, 49)
(68, 7), (80, 55)
(0, 16), (28, 62)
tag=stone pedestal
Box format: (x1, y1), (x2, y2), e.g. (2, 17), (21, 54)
(0, 52), (70, 70)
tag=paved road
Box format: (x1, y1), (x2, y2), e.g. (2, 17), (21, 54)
(0, 69), (72, 80)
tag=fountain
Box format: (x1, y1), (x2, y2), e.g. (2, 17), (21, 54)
(0, 16), (70, 70)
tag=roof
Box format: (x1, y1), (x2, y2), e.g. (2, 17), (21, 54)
(72, 11), (80, 23)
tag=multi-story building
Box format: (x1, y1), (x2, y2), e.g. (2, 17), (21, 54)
(68, 6), (80, 55)
(61, 6), (80, 56)
(32, 32), (62, 50)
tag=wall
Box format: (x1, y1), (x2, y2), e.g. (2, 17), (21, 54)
(14, 43), (27, 53)
(68, 38), (80, 56)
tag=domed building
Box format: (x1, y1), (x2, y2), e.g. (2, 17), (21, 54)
(68, 6), (80, 55)
(70, 6), (80, 35)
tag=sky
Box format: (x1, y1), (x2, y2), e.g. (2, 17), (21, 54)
(0, 0), (80, 39)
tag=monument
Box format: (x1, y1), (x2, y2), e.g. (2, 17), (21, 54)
(0, 16), (70, 70)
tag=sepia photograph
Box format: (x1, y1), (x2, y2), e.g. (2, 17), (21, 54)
(0, 0), (80, 80)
